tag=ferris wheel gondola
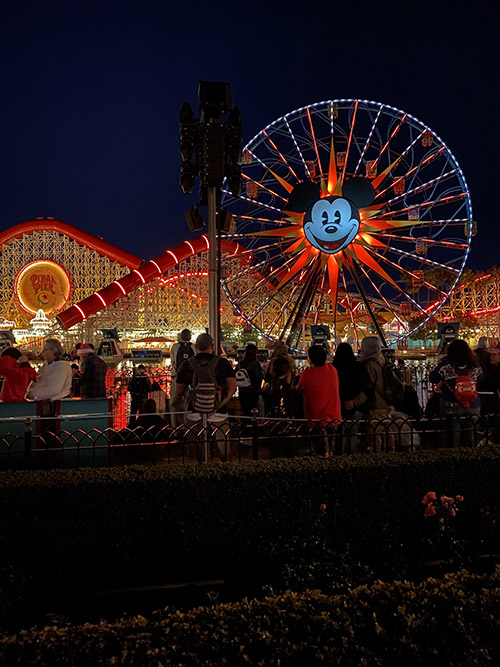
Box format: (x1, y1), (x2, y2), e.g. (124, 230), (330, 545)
(221, 98), (473, 350)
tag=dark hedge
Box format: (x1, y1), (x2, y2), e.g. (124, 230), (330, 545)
(1, 446), (500, 627)
(1, 568), (500, 665)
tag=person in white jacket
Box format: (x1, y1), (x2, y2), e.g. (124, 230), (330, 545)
(27, 338), (72, 401)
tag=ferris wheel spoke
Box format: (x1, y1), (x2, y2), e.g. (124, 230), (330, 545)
(223, 250), (297, 294)
(241, 173), (288, 204)
(247, 277), (303, 323)
(370, 232), (469, 251)
(284, 117), (313, 179)
(306, 106), (325, 182)
(267, 283), (305, 336)
(221, 188), (283, 213)
(354, 104), (384, 175)
(340, 100), (359, 186)
(356, 262), (410, 333)
(262, 130), (299, 181)
(383, 245), (460, 273)
(381, 169), (458, 209)
(375, 146), (446, 200)
(313, 271), (327, 324)
(372, 250), (448, 298)
(339, 269), (362, 346)
(373, 192), (468, 220)
(233, 214), (291, 227)
(369, 112), (407, 175)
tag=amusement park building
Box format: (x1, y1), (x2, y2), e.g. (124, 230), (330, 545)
(0, 218), (246, 350)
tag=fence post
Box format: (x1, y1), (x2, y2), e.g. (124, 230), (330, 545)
(251, 408), (259, 460)
(445, 405), (454, 448)
(24, 417), (33, 465)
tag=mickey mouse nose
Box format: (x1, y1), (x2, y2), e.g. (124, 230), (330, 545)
(325, 225), (338, 234)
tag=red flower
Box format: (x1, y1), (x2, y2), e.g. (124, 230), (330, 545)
(422, 491), (437, 505)
(319, 504), (327, 512)
(440, 495), (454, 509)
(449, 508), (456, 517)
(456, 495), (464, 502)
(424, 504), (437, 518)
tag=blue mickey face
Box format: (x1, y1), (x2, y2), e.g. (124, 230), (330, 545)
(303, 196), (360, 254)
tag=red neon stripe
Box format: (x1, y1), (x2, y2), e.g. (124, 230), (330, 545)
(166, 250), (179, 264)
(150, 260), (162, 274)
(133, 269), (145, 284)
(94, 292), (107, 307)
(113, 280), (127, 295)
(185, 241), (195, 254)
(74, 304), (86, 318)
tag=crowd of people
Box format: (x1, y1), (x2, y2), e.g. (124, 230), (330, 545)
(2, 330), (500, 455)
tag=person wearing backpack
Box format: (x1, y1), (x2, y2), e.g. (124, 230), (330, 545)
(359, 336), (401, 453)
(235, 343), (263, 419)
(127, 364), (152, 427)
(429, 339), (482, 447)
(169, 329), (196, 428)
(176, 333), (236, 461)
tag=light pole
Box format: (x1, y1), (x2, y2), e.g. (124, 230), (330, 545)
(179, 81), (242, 353)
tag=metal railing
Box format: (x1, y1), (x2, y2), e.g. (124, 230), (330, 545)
(1, 409), (498, 471)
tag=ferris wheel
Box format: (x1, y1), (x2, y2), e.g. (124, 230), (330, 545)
(221, 99), (474, 350)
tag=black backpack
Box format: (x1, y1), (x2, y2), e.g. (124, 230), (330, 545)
(380, 360), (405, 407)
(187, 356), (221, 413)
(176, 341), (194, 373)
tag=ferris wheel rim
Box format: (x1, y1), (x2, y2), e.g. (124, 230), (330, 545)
(222, 98), (474, 346)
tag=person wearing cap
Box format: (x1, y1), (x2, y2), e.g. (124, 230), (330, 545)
(169, 329), (196, 428)
(26, 338), (72, 401)
(176, 333), (236, 461)
(77, 343), (108, 399)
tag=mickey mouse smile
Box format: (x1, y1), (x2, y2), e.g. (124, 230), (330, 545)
(310, 230), (352, 252)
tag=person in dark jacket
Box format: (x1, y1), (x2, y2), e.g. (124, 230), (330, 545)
(235, 343), (263, 418)
(332, 342), (369, 453)
(127, 364), (152, 427)
(475, 336), (490, 373)
(77, 343), (108, 399)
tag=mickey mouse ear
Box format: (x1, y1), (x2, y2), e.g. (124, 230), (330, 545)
(342, 177), (375, 208)
(286, 181), (321, 213)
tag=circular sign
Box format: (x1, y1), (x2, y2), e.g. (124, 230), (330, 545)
(15, 260), (71, 315)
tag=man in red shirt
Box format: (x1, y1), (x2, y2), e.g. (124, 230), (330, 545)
(298, 344), (341, 456)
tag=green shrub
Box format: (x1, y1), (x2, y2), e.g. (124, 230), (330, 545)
(1, 568), (500, 665)
(1, 447), (500, 628)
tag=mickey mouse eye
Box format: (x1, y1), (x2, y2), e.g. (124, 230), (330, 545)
(321, 211), (329, 225)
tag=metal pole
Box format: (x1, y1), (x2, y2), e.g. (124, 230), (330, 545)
(207, 186), (219, 353)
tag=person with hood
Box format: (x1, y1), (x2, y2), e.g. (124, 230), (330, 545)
(359, 336), (393, 452)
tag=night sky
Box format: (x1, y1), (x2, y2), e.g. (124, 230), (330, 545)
(1, 1), (497, 270)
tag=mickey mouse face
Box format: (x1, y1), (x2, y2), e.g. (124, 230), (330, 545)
(303, 196), (359, 254)
(286, 177), (375, 256)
